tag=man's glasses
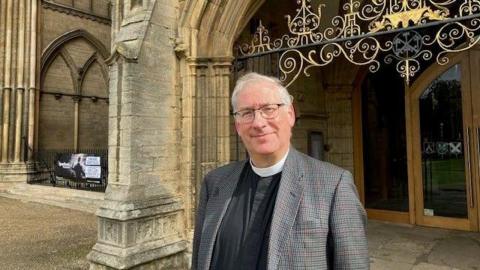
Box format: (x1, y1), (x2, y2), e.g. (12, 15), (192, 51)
(233, 104), (285, 124)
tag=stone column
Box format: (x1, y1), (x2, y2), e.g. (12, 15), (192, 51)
(184, 57), (233, 198)
(14, 0), (26, 163)
(13, 89), (23, 162)
(73, 96), (80, 152)
(192, 58), (232, 188)
(179, 58), (231, 262)
(2, 0), (13, 163)
(88, 1), (187, 269)
(2, 88), (11, 163)
(0, 0), (36, 183)
(27, 0), (38, 161)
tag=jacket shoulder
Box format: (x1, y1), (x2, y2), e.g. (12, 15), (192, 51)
(294, 150), (348, 177)
(203, 160), (245, 185)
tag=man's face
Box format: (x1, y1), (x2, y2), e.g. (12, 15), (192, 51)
(234, 81), (295, 162)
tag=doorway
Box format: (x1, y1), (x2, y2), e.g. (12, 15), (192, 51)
(357, 50), (480, 231)
(358, 64), (411, 223)
(409, 51), (480, 231)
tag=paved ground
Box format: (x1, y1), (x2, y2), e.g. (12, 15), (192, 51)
(0, 197), (96, 270)
(1, 196), (480, 269)
(369, 221), (480, 270)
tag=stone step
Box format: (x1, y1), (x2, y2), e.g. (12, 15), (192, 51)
(1, 183), (104, 213)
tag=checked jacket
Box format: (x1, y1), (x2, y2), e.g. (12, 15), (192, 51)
(192, 148), (369, 270)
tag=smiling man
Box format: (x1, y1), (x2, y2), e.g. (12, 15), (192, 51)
(192, 72), (369, 270)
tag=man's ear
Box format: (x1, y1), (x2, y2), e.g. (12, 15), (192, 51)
(288, 104), (296, 127)
(234, 120), (240, 133)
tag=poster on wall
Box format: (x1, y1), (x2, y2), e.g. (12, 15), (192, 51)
(54, 153), (102, 183)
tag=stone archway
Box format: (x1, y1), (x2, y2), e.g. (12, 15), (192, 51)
(87, 1), (268, 269)
(176, 0), (266, 232)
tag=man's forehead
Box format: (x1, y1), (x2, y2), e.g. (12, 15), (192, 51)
(238, 81), (280, 98)
(243, 80), (278, 91)
(237, 88), (280, 107)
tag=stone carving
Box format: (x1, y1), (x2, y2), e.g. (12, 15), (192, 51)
(136, 219), (154, 242)
(101, 219), (122, 245)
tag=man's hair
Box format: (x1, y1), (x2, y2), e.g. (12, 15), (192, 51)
(231, 72), (293, 111)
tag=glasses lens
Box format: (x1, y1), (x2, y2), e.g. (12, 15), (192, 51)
(235, 110), (253, 123)
(260, 105), (279, 118)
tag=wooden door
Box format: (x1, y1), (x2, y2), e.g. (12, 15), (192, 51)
(409, 52), (479, 231)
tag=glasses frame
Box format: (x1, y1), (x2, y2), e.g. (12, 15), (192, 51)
(233, 103), (285, 124)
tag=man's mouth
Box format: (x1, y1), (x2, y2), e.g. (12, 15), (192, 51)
(251, 133), (272, 138)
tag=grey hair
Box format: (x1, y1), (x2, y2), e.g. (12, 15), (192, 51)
(231, 72), (293, 111)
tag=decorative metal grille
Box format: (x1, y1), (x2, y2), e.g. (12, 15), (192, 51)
(236, 0), (480, 86)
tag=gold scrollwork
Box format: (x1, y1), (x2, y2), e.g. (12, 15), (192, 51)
(286, 0), (324, 46)
(238, 21), (273, 55)
(236, 0), (480, 86)
(460, 0), (480, 16)
(425, 19), (480, 65)
(366, 0), (450, 32)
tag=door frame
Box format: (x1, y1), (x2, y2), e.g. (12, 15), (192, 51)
(408, 51), (479, 231)
(354, 50), (480, 231)
(352, 69), (412, 224)
(469, 48), (480, 232)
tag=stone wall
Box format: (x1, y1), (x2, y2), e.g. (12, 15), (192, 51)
(41, 2), (111, 50)
(39, 1), (110, 150)
(324, 88), (355, 173)
(38, 95), (75, 149)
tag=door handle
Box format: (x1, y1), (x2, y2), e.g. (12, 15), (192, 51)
(466, 127), (474, 208)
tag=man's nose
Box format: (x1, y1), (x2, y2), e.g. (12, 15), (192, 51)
(251, 110), (267, 128)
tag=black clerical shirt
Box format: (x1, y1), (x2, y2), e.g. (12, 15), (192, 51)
(209, 163), (281, 270)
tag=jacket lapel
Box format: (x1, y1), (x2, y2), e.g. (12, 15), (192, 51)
(268, 148), (305, 270)
(198, 161), (247, 270)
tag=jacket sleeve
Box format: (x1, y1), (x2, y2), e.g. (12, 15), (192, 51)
(191, 178), (209, 270)
(329, 170), (369, 270)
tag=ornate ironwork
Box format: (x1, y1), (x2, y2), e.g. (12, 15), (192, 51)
(236, 0), (480, 86)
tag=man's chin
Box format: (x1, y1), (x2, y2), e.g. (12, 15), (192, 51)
(248, 145), (277, 156)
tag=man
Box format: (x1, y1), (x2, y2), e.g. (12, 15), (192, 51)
(192, 72), (368, 270)
(73, 156), (85, 180)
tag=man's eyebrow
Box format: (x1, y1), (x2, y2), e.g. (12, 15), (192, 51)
(236, 106), (254, 111)
(237, 103), (273, 111)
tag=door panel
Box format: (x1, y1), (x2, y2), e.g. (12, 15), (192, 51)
(361, 66), (409, 213)
(410, 53), (479, 231)
(418, 64), (468, 219)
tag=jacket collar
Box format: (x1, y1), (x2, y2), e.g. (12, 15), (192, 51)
(268, 147), (305, 269)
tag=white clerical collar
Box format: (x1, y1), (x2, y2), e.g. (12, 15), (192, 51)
(250, 149), (289, 177)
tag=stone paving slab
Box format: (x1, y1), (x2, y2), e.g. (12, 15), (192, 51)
(0, 197), (96, 270)
(369, 221), (480, 270)
(1, 196), (480, 270)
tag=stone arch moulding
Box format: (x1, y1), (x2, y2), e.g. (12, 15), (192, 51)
(178, 0), (266, 58)
(79, 52), (109, 95)
(41, 29), (109, 87)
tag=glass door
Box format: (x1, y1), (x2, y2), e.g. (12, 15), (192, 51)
(410, 54), (479, 231)
(361, 65), (409, 216)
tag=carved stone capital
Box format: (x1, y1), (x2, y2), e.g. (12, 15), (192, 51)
(71, 95), (82, 102)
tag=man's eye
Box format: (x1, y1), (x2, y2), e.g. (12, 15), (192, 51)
(262, 107), (275, 114)
(241, 111), (254, 118)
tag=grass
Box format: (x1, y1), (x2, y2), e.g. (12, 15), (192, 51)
(423, 158), (465, 188)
